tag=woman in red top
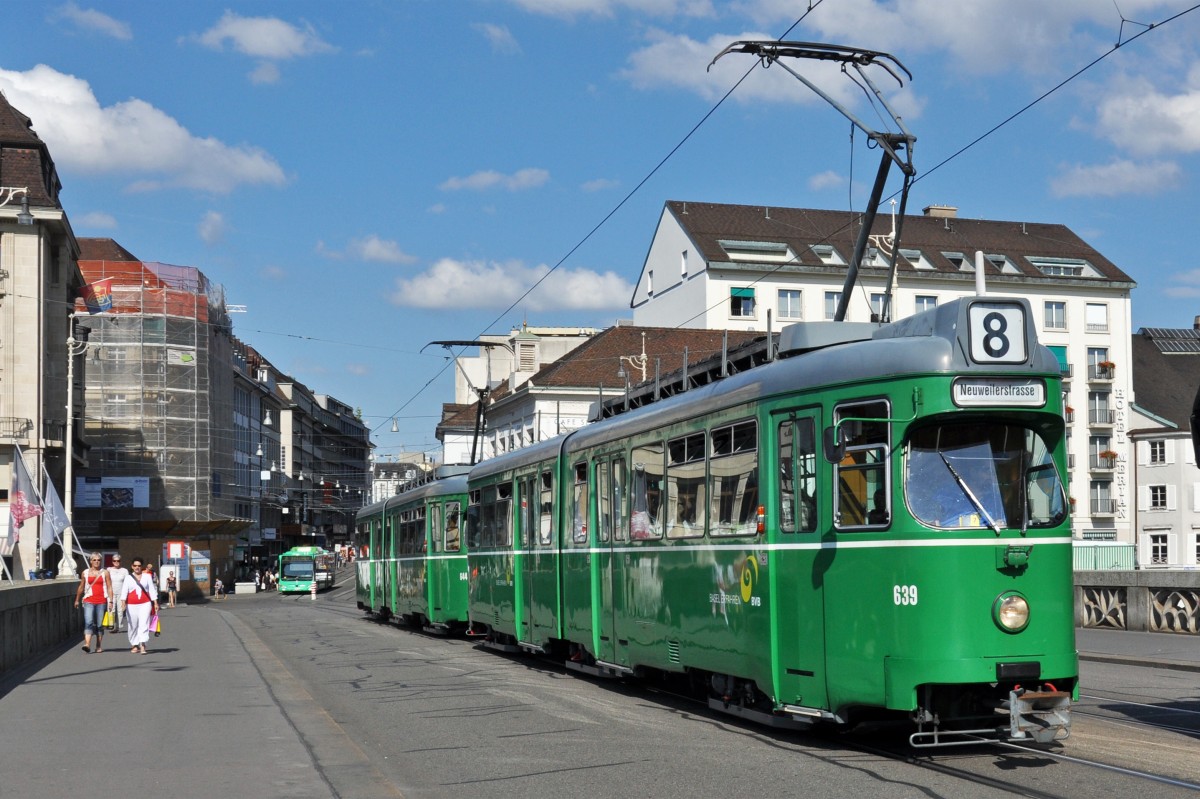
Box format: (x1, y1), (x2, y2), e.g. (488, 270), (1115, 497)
(73, 553), (110, 653)
(120, 559), (159, 654)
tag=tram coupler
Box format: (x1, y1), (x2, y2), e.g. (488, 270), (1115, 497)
(1007, 689), (1071, 743)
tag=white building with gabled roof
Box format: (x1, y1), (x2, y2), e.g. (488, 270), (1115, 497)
(631, 199), (1138, 545)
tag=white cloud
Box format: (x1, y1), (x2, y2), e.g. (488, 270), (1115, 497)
(736, 0), (1122, 76)
(76, 211), (117, 229)
(346, 363), (370, 376)
(620, 29), (871, 109)
(195, 11), (335, 59)
(49, 2), (132, 41)
(428, 203), (447, 214)
(249, 62), (282, 85)
(807, 170), (844, 191)
(508, 0), (715, 17)
(317, 235), (417, 264)
(1096, 73), (1200, 156)
(349, 235), (417, 264)
(439, 167), (550, 191)
(582, 177), (620, 192)
(475, 23), (521, 55)
(390, 257), (633, 311)
(1166, 269), (1200, 298)
(0, 65), (287, 193)
(1049, 159), (1181, 198)
(198, 210), (228, 244)
(261, 265), (287, 281)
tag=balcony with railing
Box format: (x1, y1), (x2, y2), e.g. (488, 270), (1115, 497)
(1088, 362), (1115, 381)
(0, 416), (33, 440)
(1089, 408), (1115, 426)
(1090, 498), (1116, 515)
(1065, 408), (1075, 423)
(1060, 363), (1073, 380)
(1090, 452), (1118, 470)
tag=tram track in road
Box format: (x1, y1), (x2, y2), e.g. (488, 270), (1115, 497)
(236, 596), (1200, 797)
(1075, 691), (1200, 738)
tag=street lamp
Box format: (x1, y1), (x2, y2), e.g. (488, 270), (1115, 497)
(618, 332), (648, 384)
(0, 186), (33, 225)
(60, 314), (90, 579)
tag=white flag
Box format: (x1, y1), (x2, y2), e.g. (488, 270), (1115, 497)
(40, 465), (70, 551)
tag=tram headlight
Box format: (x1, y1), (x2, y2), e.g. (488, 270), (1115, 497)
(993, 592), (1030, 633)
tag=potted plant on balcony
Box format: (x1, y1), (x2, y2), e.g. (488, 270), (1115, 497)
(1098, 449), (1119, 466)
(1065, 405), (1075, 419)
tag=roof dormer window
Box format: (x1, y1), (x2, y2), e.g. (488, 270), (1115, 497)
(809, 244), (845, 265)
(718, 239), (794, 263)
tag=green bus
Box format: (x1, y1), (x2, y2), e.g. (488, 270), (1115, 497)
(278, 546), (336, 593)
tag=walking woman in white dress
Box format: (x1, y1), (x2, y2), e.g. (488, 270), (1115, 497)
(120, 558), (158, 654)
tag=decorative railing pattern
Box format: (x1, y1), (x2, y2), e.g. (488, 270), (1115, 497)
(1081, 586), (1126, 629)
(1150, 589), (1200, 634)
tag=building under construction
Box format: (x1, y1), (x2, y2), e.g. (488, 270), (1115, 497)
(73, 239), (246, 566)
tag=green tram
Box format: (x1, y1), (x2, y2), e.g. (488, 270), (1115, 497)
(465, 296), (1075, 747)
(355, 466), (470, 633)
(278, 546), (336, 593)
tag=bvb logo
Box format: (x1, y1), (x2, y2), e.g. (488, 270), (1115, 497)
(740, 555), (758, 603)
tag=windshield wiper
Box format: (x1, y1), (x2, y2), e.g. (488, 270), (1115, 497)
(938, 452), (1002, 534)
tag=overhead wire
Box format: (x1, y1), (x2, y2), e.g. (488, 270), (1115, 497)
(371, 2), (828, 435)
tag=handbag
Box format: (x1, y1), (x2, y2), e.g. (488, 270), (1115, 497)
(102, 609), (114, 628)
(149, 613), (161, 637)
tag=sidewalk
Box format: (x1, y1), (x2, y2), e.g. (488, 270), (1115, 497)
(1077, 627), (1200, 673)
(0, 601), (400, 798)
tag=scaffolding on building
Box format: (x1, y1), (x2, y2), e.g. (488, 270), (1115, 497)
(74, 260), (240, 537)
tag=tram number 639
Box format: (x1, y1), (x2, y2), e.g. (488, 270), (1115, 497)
(893, 585), (919, 606)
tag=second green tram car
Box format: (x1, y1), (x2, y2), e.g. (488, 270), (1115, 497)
(355, 466), (470, 633)
(463, 297), (1076, 747)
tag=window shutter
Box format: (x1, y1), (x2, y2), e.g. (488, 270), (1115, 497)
(1137, 486), (1148, 511)
(1166, 439), (1176, 465)
(1168, 485), (1177, 512)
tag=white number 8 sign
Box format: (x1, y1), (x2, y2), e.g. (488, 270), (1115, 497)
(968, 303), (1027, 364)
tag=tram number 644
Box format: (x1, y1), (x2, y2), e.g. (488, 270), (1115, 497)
(893, 585), (919, 606)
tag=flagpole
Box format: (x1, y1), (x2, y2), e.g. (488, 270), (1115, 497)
(59, 314), (87, 579)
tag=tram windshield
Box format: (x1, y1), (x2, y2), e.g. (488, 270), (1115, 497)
(906, 423), (1066, 531)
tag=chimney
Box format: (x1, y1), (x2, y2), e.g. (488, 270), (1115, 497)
(1194, 315), (1200, 331)
(923, 205), (958, 219)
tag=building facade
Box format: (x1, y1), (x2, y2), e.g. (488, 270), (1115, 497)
(73, 240), (246, 586)
(1128, 326), (1200, 568)
(0, 94), (83, 577)
(632, 200), (1137, 544)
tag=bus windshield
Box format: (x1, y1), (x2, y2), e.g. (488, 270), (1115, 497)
(281, 560), (315, 580)
(906, 423), (1066, 530)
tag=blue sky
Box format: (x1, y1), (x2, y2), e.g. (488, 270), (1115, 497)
(3, 1), (1200, 461)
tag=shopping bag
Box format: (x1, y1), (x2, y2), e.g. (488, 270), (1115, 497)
(149, 613), (161, 637)
(102, 609), (114, 628)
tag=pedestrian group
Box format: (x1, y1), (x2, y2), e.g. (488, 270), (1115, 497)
(74, 552), (160, 655)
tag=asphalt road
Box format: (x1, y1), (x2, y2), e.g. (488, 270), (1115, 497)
(227, 582), (1200, 799)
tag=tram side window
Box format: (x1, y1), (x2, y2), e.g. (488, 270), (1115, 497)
(519, 476), (535, 548)
(834, 400), (890, 528)
(416, 508), (427, 553)
(572, 462), (589, 543)
(597, 460), (612, 543)
(538, 470), (553, 545)
(465, 490), (481, 549)
(430, 504), (443, 553)
(496, 483), (513, 547)
(445, 501), (461, 552)
(631, 442), (665, 540)
(667, 432), (706, 539)
(710, 420), (758, 536)
(612, 458), (627, 542)
(779, 418), (818, 533)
